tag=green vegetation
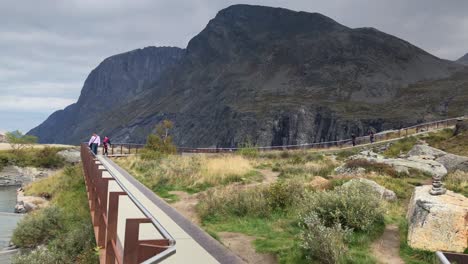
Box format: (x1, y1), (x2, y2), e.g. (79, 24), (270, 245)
(116, 155), (260, 202)
(383, 136), (418, 158)
(141, 119), (177, 159)
(422, 128), (468, 156)
(12, 166), (98, 264)
(0, 147), (65, 171)
(444, 170), (468, 197)
(5, 130), (38, 153)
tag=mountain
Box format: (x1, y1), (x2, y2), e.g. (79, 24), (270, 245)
(29, 46), (184, 143)
(457, 53), (468, 65)
(29, 5), (468, 147)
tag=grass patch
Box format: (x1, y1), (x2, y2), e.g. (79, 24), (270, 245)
(445, 170), (468, 196)
(115, 155), (260, 200)
(0, 147), (66, 171)
(13, 165), (97, 263)
(383, 137), (418, 158)
(423, 128), (468, 156)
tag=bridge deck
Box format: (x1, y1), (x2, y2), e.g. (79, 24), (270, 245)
(96, 155), (242, 264)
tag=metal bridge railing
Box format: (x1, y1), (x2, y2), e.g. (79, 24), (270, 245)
(81, 144), (176, 263)
(104, 116), (465, 155)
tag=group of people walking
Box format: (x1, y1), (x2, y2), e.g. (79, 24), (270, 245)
(88, 133), (111, 155)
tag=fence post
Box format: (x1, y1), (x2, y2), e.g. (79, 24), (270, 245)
(106, 192), (127, 264)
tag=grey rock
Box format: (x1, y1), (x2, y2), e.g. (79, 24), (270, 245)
(342, 178), (397, 201)
(436, 153), (468, 172)
(407, 144), (447, 159)
(57, 148), (81, 164)
(28, 5), (467, 147)
(454, 119), (468, 136)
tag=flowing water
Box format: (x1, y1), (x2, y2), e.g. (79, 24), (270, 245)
(0, 186), (22, 249)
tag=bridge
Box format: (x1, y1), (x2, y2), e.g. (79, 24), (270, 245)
(80, 144), (242, 264)
(81, 116), (466, 263)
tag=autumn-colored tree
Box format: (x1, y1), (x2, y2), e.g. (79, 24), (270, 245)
(143, 120), (177, 158)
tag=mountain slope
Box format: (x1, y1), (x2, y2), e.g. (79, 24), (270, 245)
(29, 47), (184, 143)
(29, 5), (467, 147)
(457, 53), (468, 65)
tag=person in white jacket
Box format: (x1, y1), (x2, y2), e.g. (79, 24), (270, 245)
(88, 133), (101, 155)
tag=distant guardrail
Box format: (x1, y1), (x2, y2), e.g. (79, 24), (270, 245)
(103, 116), (465, 155)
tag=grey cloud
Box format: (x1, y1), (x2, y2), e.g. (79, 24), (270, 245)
(0, 0), (467, 132)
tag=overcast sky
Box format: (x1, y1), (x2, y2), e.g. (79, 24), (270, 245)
(0, 0), (467, 133)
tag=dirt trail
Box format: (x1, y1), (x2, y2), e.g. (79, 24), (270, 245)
(168, 169), (279, 224)
(168, 191), (201, 225)
(371, 224), (404, 264)
(218, 232), (277, 264)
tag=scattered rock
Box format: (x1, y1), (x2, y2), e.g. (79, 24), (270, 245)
(342, 178), (397, 201)
(334, 165), (366, 175)
(14, 188), (49, 214)
(350, 150), (448, 178)
(308, 176), (330, 190)
(406, 185), (468, 253)
(0, 166), (57, 186)
(57, 148), (81, 164)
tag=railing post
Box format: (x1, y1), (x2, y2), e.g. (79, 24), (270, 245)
(124, 218), (152, 264)
(105, 192), (127, 264)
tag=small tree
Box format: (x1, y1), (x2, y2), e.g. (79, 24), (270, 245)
(142, 120), (177, 159)
(5, 130), (38, 153)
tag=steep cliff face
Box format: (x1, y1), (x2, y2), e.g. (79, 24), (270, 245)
(29, 47), (184, 143)
(29, 5), (467, 147)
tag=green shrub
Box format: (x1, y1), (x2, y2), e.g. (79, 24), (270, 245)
(12, 206), (63, 248)
(302, 183), (384, 231)
(300, 212), (351, 264)
(198, 180), (305, 220)
(143, 120), (177, 159)
(264, 180), (304, 210)
(33, 147), (65, 168)
(383, 137), (418, 158)
(237, 141), (259, 158)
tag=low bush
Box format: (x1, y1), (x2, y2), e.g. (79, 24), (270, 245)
(12, 206), (63, 248)
(0, 147), (66, 170)
(197, 180), (304, 220)
(300, 212), (351, 264)
(302, 183), (384, 231)
(237, 141), (259, 158)
(33, 147), (65, 168)
(383, 137), (418, 158)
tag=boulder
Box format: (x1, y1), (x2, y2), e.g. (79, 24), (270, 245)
(454, 119), (468, 136)
(342, 178), (397, 201)
(435, 153), (468, 172)
(57, 148), (81, 164)
(15, 189), (49, 214)
(350, 150), (448, 178)
(407, 144), (446, 159)
(308, 176), (330, 190)
(406, 185), (468, 253)
(334, 165), (366, 175)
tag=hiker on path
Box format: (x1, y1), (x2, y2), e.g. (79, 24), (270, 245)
(369, 131), (375, 144)
(351, 133), (357, 146)
(102, 136), (111, 156)
(88, 133), (101, 155)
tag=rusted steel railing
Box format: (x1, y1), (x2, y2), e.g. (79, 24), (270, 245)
(81, 144), (176, 263)
(436, 251), (468, 264)
(106, 116), (465, 154)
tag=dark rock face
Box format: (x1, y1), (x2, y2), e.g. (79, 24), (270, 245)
(29, 5), (468, 147)
(29, 47), (184, 143)
(456, 53), (468, 65)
